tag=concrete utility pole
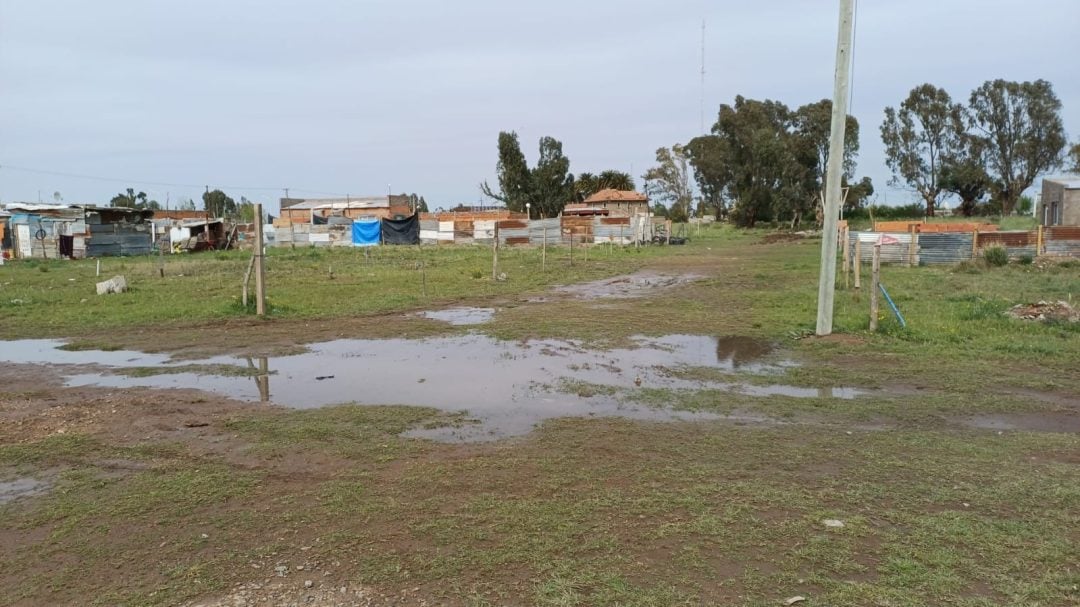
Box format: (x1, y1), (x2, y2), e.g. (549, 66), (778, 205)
(815, 0), (856, 336)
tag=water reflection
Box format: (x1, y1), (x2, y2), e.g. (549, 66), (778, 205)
(245, 356), (271, 402)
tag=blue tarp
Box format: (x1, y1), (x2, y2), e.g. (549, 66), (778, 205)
(352, 220), (381, 247)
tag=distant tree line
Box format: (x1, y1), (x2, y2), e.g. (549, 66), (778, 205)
(637, 78), (1074, 227)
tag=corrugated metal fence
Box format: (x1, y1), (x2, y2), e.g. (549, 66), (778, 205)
(848, 227), (1080, 266)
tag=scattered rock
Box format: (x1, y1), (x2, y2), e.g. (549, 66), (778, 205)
(304, 580), (313, 588)
(822, 519), (845, 528)
(784, 597), (807, 605)
(96, 275), (128, 295)
(1007, 300), (1079, 323)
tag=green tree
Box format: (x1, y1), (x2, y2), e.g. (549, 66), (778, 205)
(650, 202), (669, 218)
(111, 187), (159, 210)
(966, 79), (1066, 215)
(202, 189), (236, 218)
(939, 141), (992, 217)
(686, 134), (731, 219)
(689, 97), (808, 227)
(793, 99), (861, 225)
(844, 176), (874, 212)
(643, 144), (693, 223)
(236, 197), (256, 222)
(1017, 195), (1034, 216)
(880, 84), (965, 217)
(1066, 141), (1080, 173)
(480, 131), (532, 212)
(480, 132), (575, 218)
(111, 187), (144, 207)
(404, 193), (429, 213)
(530, 136), (575, 218)
(176, 198), (196, 211)
(574, 170), (635, 199)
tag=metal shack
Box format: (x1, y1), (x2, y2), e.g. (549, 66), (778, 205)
(1, 204), (154, 259)
(82, 206), (155, 257)
(4, 204), (85, 259)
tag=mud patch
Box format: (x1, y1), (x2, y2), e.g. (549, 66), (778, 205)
(0, 477), (50, 504)
(956, 413), (1080, 433)
(554, 271), (704, 300)
(420, 307), (496, 326)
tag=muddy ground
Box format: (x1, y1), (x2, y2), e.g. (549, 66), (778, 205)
(2, 243), (1078, 607)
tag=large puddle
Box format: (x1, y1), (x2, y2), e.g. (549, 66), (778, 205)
(0, 336), (866, 441)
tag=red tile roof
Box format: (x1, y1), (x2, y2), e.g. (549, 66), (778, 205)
(583, 189), (648, 203)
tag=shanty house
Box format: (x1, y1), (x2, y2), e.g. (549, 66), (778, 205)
(1039, 178), (1080, 226)
(1, 204), (153, 259)
(279, 195), (412, 224)
(576, 189), (649, 217)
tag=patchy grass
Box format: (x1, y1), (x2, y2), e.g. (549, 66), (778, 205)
(1, 226), (1078, 605)
(0, 244), (670, 338)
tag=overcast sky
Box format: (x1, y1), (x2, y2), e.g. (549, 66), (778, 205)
(1, 0), (1077, 212)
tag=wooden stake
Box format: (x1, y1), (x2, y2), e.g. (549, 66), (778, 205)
(870, 242), (881, 331)
(492, 222), (499, 280)
(421, 259), (427, 297)
(569, 228), (574, 267)
(96, 259), (101, 277)
(971, 228), (979, 261)
(908, 224), (917, 267)
(542, 226), (547, 271)
(1036, 225), (1044, 256)
(853, 238), (862, 290)
(842, 225), (850, 289)
(254, 204), (266, 316)
(241, 253), (256, 308)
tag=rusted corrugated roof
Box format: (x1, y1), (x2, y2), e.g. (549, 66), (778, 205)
(582, 189), (648, 204)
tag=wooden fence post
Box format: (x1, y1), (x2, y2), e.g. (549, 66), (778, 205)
(1036, 225), (1044, 256)
(253, 204), (266, 316)
(542, 226), (547, 271)
(842, 225), (850, 289)
(908, 224), (917, 267)
(492, 222), (499, 280)
(870, 241), (881, 331)
(854, 238), (862, 290)
(971, 228), (979, 261)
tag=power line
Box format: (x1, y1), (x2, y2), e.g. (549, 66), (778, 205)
(0, 163), (348, 198)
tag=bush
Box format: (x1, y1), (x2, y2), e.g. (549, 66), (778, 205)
(1018, 254), (1033, 265)
(983, 246), (1008, 267)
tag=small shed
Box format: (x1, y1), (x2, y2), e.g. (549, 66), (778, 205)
(4, 204), (86, 259)
(1039, 178), (1080, 226)
(83, 206), (155, 257)
(169, 219), (227, 252)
